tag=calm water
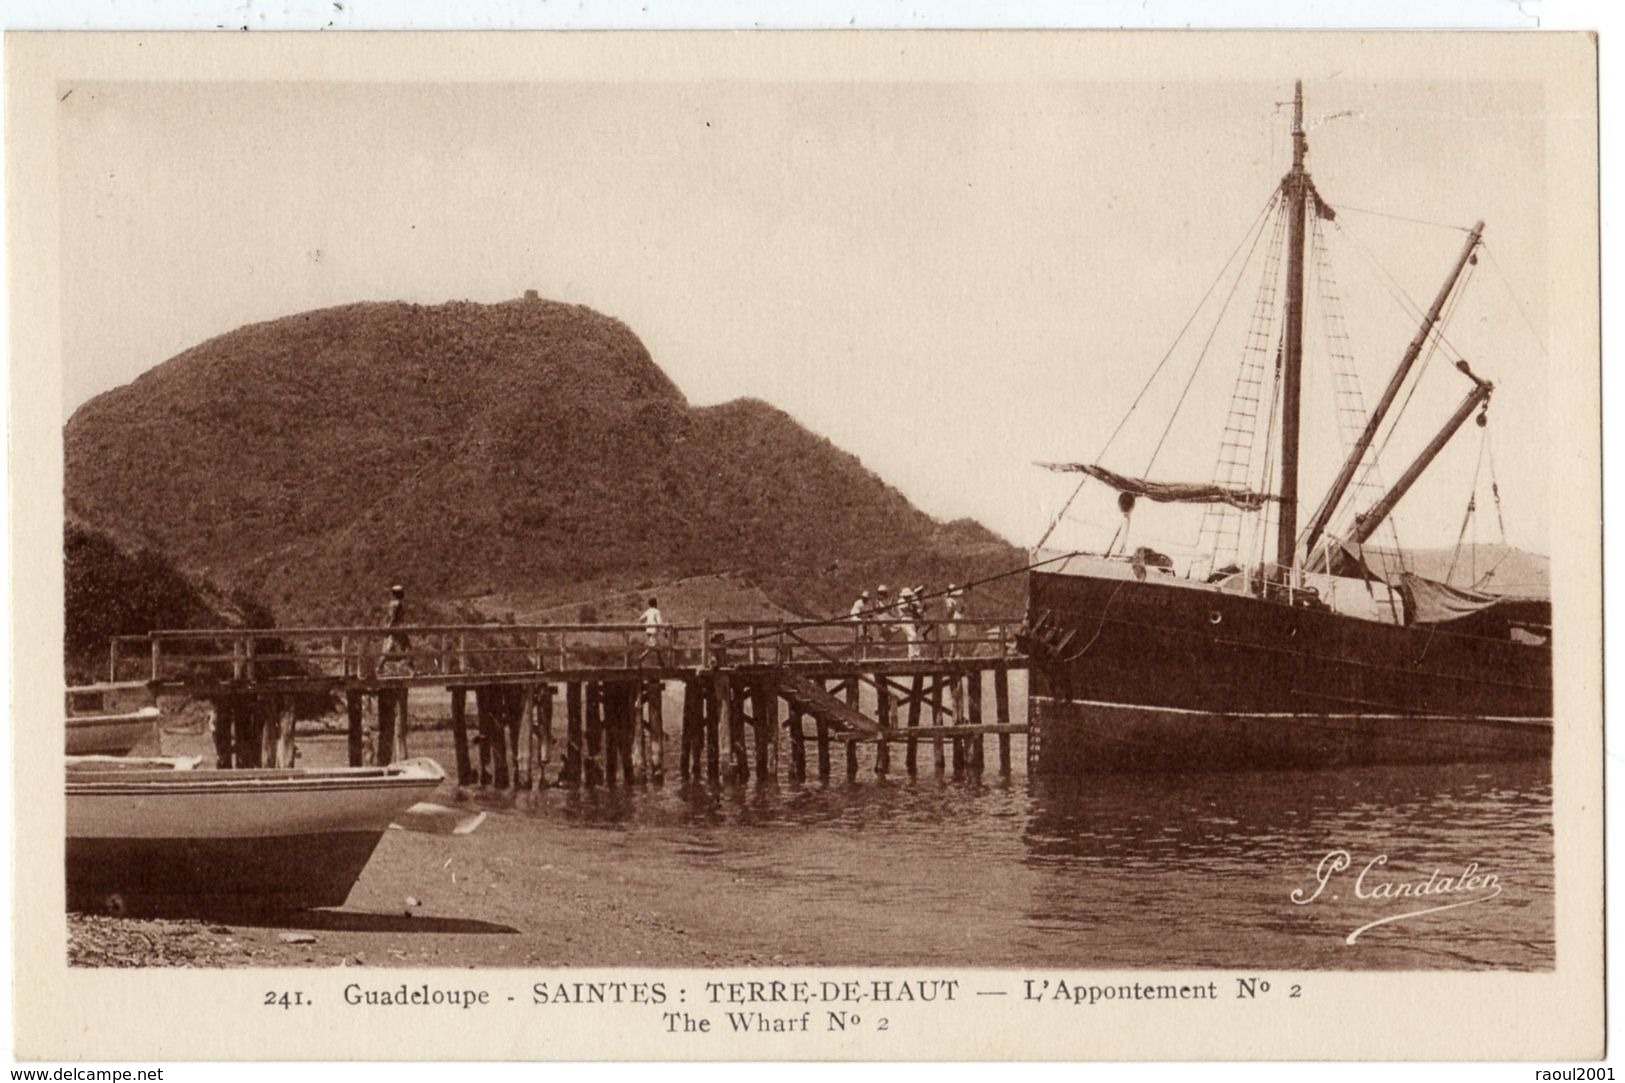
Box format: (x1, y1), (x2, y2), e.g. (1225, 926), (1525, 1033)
(381, 674), (1553, 971)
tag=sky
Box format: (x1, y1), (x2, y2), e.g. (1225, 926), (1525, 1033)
(57, 71), (1554, 557)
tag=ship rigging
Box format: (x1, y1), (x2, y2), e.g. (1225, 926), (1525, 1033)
(1022, 81), (1551, 774)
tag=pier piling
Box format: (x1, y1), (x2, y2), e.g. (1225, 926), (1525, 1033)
(874, 677), (891, 777)
(616, 681), (637, 785)
(210, 697), (233, 769)
(561, 681), (584, 785)
(815, 679), (832, 781)
(724, 675), (747, 783)
(585, 681), (605, 787)
(128, 619), (1031, 789)
(604, 684), (623, 785)
(763, 675), (781, 778)
(396, 687), (411, 764)
(905, 675), (923, 774)
(841, 678), (859, 780)
(930, 675), (946, 775)
(450, 687), (473, 784)
(646, 679), (665, 784)
(994, 667), (1012, 775)
(968, 672), (985, 773)
(680, 678), (700, 780)
(704, 677), (721, 781)
(524, 685), (541, 789)
(539, 679), (559, 780)
(377, 690), (397, 768)
(346, 689), (365, 768)
(752, 682), (771, 782)
(949, 676), (965, 775)
(788, 705), (807, 781)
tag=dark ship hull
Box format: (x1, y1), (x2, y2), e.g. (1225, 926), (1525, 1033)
(1025, 566), (1552, 774)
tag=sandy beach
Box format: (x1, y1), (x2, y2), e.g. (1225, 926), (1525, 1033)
(69, 732), (805, 969)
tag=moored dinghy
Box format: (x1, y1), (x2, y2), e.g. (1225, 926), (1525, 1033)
(66, 756), (446, 914)
(66, 683), (160, 757)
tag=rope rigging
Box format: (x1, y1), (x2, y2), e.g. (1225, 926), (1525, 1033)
(1034, 189), (1284, 552)
(1194, 197), (1290, 568)
(1333, 203), (1475, 235)
(1481, 243), (1549, 360)
(1145, 195), (1285, 474)
(1305, 214), (1407, 570)
(1332, 228), (1480, 553)
(1033, 168), (1523, 602)
(1445, 424), (1490, 586)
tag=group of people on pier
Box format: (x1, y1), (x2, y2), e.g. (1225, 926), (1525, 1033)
(848, 582), (968, 658)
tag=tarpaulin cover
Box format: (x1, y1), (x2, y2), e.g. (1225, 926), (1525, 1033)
(1400, 573), (1505, 625)
(1312, 538), (1384, 582)
(1037, 462), (1275, 511)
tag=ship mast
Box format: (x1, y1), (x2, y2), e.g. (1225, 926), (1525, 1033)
(1275, 81), (1309, 580)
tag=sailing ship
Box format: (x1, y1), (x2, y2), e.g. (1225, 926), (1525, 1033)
(1023, 83), (1552, 773)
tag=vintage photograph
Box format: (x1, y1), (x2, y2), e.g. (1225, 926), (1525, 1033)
(21, 31), (1596, 1013)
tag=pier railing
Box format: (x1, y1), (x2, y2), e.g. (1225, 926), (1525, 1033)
(112, 618), (1021, 686)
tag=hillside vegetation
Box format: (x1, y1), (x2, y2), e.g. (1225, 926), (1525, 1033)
(64, 519), (273, 683)
(66, 297), (1025, 628)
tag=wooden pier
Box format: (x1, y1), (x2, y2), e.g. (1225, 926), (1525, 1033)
(107, 619), (1029, 785)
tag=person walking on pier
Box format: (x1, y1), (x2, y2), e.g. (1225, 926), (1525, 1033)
(381, 583), (413, 676)
(900, 587), (926, 659)
(874, 585), (895, 655)
(639, 597), (667, 666)
(943, 583), (966, 659)
(849, 590), (873, 658)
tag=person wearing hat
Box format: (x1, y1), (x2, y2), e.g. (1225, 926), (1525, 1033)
(900, 586), (927, 659)
(381, 583), (413, 675)
(849, 590), (873, 655)
(874, 585), (895, 651)
(943, 583), (967, 659)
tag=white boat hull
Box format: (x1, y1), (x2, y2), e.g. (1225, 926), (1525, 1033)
(65, 758), (446, 913)
(65, 707), (159, 757)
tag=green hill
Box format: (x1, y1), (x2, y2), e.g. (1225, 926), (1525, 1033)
(65, 297), (1025, 629)
(64, 518), (272, 683)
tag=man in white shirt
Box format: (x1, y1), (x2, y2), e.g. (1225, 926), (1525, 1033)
(380, 583), (413, 675)
(639, 597), (666, 665)
(849, 590), (873, 656)
(944, 584), (966, 659)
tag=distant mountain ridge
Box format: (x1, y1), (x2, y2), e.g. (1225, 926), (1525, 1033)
(66, 297), (1025, 627)
(1364, 543), (1549, 599)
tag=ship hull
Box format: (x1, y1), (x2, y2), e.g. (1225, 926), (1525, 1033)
(1030, 697), (1551, 773)
(1026, 566), (1551, 773)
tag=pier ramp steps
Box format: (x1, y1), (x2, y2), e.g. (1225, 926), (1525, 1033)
(779, 674), (881, 736)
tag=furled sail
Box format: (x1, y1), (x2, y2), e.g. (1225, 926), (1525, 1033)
(1037, 462), (1276, 511)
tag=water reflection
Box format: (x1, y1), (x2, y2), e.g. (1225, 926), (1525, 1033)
(406, 730), (1551, 970)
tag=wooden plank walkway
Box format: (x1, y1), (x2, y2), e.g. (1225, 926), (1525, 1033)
(102, 618), (1030, 784)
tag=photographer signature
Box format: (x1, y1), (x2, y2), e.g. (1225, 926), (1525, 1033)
(1291, 849), (1503, 944)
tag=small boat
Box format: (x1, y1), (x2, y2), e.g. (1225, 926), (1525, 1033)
(65, 756), (447, 914)
(65, 683), (159, 757)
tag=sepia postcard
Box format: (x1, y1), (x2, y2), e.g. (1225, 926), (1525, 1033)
(6, 29), (1604, 1061)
